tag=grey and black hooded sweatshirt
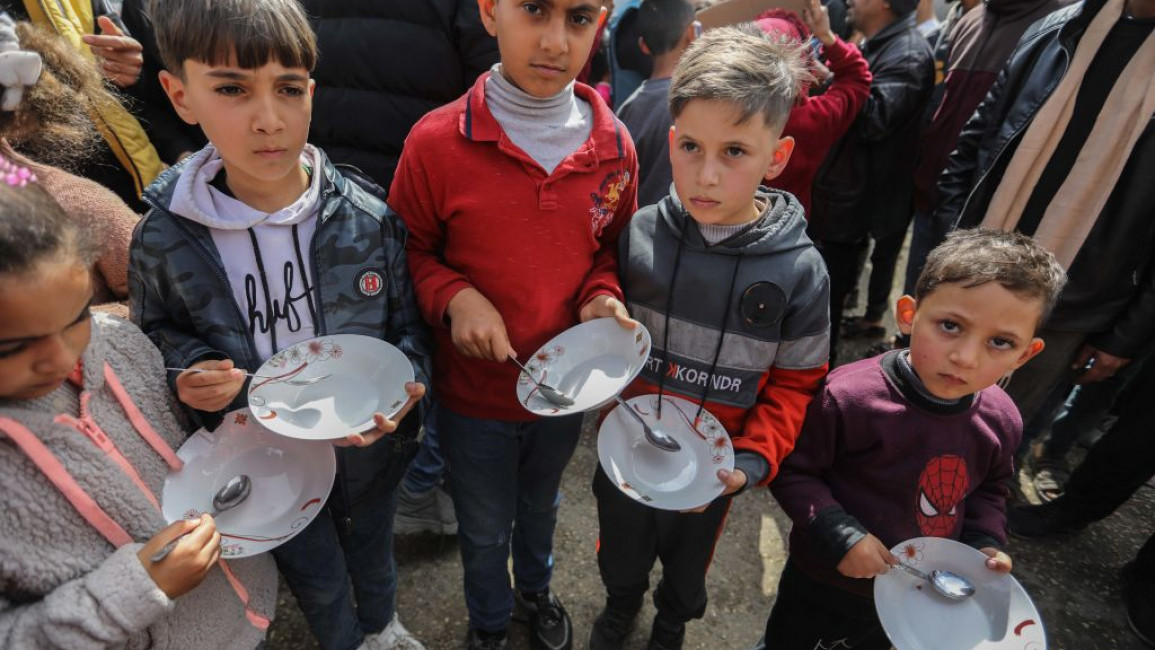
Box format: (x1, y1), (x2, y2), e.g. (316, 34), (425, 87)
(618, 188), (831, 486)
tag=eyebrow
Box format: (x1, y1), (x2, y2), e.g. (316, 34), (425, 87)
(0, 299), (93, 345)
(204, 70), (309, 82)
(545, 0), (601, 12)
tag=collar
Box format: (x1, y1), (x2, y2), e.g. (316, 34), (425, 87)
(458, 71), (627, 166)
(880, 349), (976, 416)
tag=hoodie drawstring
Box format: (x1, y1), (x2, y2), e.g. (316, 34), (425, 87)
(695, 252), (743, 423)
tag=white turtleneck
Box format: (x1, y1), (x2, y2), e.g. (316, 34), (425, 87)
(485, 63), (593, 175)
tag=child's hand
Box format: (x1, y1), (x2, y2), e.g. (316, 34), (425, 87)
(980, 547), (1013, 573)
(138, 516), (221, 598)
(580, 294), (637, 330)
(680, 468), (748, 513)
(337, 382), (426, 447)
(837, 534), (898, 578)
(447, 288), (515, 361)
(175, 359), (246, 412)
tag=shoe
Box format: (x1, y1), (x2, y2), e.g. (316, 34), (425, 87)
(1122, 562), (1155, 647)
(361, 613), (426, 650)
(1029, 461), (1068, 503)
(841, 317), (887, 340)
(646, 616), (685, 650)
(588, 598), (642, 650)
(1007, 500), (1088, 539)
(514, 589), (573, 650)
(466, 629), (509, 650)
(394, 484), (457, 535)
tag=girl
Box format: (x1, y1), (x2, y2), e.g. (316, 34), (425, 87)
(0, 158), (277, 648)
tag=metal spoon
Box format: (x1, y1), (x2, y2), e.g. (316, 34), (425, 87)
(613, 396), (682, 452)
(891, 559), (976, 600)
(165, 367), (331, 387)
(509, 356), (575, 408)
(150, 475), (252, 562)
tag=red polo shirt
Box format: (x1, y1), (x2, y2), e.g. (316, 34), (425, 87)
(389, 73), (639, 420)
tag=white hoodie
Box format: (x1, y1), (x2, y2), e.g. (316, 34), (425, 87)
(169, 144), (325, 362)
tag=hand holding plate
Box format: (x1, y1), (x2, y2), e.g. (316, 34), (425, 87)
(838, 533), (899, 579)
(580, 294), (637, 330)
(337, 381), (426, 448)
(679, 468), (746, 513)
(980, 547), (1013, 573)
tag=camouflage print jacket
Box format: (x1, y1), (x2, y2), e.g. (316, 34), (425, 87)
(129, 152), (432, 432)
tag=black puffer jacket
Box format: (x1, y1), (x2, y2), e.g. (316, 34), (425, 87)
(936, 0), (1155, 358)
(301, 0), (498, 191)
(808, 13), (934, 243)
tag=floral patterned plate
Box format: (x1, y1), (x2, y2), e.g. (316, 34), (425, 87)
(517, 318), (652, 416)
(161, 408), (336, 558)
(597, 394), (734, 511)
(247, 334), (415, 440)
(875, 537), (1046, 650)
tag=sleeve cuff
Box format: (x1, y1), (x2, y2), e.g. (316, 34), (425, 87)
(84, 544), (174, 634)
(808, 506), (869, 565)
(733, 451), (770, 495)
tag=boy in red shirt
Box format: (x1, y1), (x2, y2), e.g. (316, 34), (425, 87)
(387, 1), (638, 648)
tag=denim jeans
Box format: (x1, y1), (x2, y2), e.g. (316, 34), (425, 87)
(403, 405), (446, 494)
(437, 403), (584, 633)
(1040, 354), (1148, 462)
(273, 429), (417, 650)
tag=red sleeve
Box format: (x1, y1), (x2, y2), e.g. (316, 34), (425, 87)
(388, 134), (474, 329)
(575, 140), (638, 313)
(805, 38), (873, 140)
(734, 364), (828, 485)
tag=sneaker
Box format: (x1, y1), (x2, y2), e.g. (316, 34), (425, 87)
(1122, 562), (1155, 647)
(361, 613), (426, 650)
(1007, 500), (1089, 539)
(394, 484), (457, 535)
(514, 589), (573, 650)
(466, 629), (509, 650)
(646, 616), (685, 650)
(588, 598), (642, 650)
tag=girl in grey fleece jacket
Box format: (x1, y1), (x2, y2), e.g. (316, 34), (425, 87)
(0, 171), (277, 649)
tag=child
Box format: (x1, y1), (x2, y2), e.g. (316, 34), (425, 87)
(593, 26), (831, 650)
(386, 0), (639, 648)
(616, 0), (698, 208)
(0, 161), (277, 649)
(763, 229), (1066, 649)
(130, 1), (431, 649)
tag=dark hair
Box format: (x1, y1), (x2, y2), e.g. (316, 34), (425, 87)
(638, 0), (696, 56)
(670, 23), (809, 131)
(0, 178), (97, 276)
(150, 0), (318, 74)
(916, 229), (1067, 323)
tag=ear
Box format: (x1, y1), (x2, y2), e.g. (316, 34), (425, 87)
(667, 124), (676, 151)
(683, 20), (700, 46)
(159, 70), (199, 126)
(762, 135), (795, 182)
(308, 78), (317, 97)
(477, 0), (498, 36)
(1008, 338), (1046, 372)
(638, 35), (652, 57)
(598, 5), (608, 28)
(894, 294), (917, 336)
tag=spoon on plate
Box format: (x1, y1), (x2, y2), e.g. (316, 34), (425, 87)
(612, 396), (682, 452)
(166, 367), (330, 387)
(150, 475), (252, 562)
(509, 356), (575, 408)
(891, 558), (976, 600)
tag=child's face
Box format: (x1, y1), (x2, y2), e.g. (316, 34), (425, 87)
(478, 0), (606, 98)
(897, 282), (1046, 400)
(161, 54), (314, 193)
(670, 99), (794, 226)
(0, 261), (92, 401)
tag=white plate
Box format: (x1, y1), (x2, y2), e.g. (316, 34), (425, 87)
(248, 334), (415, 440)
(874, 537), (1046, 650)
(162, 408), (336, 558)
(597, 394), (734, 510)
(517, 318), (651, 416)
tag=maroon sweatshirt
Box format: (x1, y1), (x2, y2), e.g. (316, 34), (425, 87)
(771, 351), (1020, 598)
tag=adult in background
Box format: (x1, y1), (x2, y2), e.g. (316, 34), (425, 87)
(936, 0), (1155, 430)
(806, 0), (933, 360)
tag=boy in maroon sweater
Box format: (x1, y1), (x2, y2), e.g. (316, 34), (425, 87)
(761, 229), (1066, 649)
(387, 1), (638, 649)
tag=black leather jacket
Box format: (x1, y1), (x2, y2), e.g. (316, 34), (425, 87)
(809, 13), (935, 243)
(935, 0), (1155, 358)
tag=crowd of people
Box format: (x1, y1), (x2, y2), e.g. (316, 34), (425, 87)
(0, 0), (1151, 649)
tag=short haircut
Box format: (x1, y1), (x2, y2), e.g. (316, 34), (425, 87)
(0, 174), (97, 276)
(669, 23), (809, 132)
(638, 0), (696, 56)
(916, 229), (1067, 323)
(150, 0), (317, 74)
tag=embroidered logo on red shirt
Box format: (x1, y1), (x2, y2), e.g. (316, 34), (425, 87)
(589, 169), (631, 237)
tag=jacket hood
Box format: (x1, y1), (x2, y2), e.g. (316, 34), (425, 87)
(657, 186), (815, 257)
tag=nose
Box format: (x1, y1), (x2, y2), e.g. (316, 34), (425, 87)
(539, 17), (568, 56)
(32, 334), (77, 378)
(949, 337), (980, 369)
(698, 156), (720, 187)
(252, 93), (285, 135)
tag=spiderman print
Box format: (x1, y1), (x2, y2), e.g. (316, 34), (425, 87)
(915, 455), (970, 536)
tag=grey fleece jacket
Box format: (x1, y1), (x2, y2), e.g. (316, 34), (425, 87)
(0, 314), (277, 650)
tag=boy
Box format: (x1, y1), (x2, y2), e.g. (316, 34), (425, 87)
(763, 229), (1066, 649)
(129, 1), (432, 649)
(386, 0), (639, 648)
(593, 26), (830, 650)
(616, 0), (698, 208)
